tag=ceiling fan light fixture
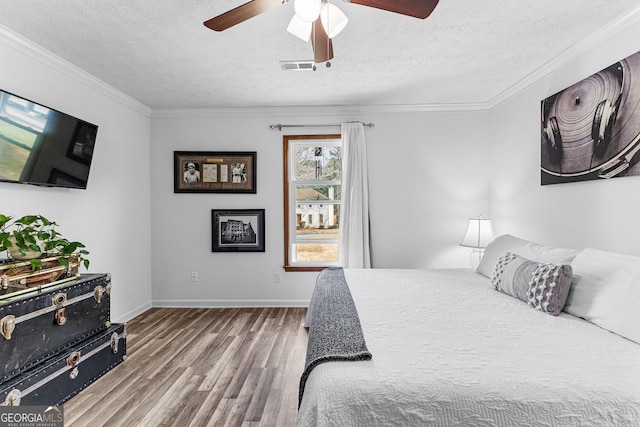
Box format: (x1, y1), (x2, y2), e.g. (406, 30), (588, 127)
(320, 3), (348, 38)
(287, 15), (312, 42)
(294, 0), (322, 23)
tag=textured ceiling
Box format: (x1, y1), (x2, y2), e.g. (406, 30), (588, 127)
(0, 1), (639, 109)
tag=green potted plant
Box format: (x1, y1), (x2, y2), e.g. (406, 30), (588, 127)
(0, 214), (90, 270)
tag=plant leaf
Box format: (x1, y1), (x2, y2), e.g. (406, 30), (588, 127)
(17, 215), (39, 225)
(58, 241), (79, 254)
(29, 258), (42, 271)
(0, 214), (11, 227)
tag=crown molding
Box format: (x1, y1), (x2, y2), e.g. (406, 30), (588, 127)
(0, 24), (151, 117)
(488, 4), (640, 109)
(151, 101), (493, 119)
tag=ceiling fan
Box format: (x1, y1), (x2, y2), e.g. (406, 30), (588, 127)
(203, 0), (440, 64)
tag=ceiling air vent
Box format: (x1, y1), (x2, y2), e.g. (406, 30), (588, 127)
(280, 60), (316, 71)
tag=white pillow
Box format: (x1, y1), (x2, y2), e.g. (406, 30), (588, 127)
(476, 234), (580, 278)
(563, 248), (640, 345)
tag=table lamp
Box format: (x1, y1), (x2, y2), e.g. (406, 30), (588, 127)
(460, 215), (495, 268)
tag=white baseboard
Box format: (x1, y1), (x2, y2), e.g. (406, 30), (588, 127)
(112, 300), (153, 323)
(151, 299), (309, 308)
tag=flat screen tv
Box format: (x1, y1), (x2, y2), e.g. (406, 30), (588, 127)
(0, 88), (98, 189)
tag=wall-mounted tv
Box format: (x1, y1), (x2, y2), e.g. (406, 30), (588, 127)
(0, 88), (98, 189)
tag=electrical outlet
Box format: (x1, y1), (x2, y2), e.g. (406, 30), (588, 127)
(191, 272), (199, 282)
(274, 273), (282, 283)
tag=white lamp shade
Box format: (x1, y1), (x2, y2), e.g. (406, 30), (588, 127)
(320, 3), (348, 38)
(294, 0), (321, 23)
(460, 217), (495, 249)
(287, 15), (312, 42)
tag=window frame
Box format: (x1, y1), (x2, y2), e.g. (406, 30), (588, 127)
(283, 134), (342, 272)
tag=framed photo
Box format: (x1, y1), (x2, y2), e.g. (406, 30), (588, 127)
(174, 151), (256, 193)
(211, 209), (265, 252)
(541, 50), (640, 185)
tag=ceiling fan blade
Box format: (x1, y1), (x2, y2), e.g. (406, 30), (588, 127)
(204, 0), (285, 31)
(311, 19), (334, 63)
(348, 0), (439, 19)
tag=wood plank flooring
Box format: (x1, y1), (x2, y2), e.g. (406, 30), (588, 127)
(64, 307), (308, 427)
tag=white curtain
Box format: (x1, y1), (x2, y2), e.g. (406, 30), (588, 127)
(339, 122), (371, 268)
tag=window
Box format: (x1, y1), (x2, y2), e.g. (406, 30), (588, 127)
(284, 134), (342, 271)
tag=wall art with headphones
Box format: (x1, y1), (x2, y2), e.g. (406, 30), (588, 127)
(541, 50), (640, 185)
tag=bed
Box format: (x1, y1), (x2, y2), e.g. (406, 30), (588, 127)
(297, 235), (640, 427)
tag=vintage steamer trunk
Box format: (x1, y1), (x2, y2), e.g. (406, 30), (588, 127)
(0, 273), (111, 383)
(0, 323), (126, 406)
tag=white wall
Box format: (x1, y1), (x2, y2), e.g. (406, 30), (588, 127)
(0, 27), (153, 322)
(489, 20), (640, 256)
(150, 108), (491, 306)
(367, 111), (491, 268)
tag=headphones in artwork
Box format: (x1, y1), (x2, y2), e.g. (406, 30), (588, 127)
(542, 61), (625, 164)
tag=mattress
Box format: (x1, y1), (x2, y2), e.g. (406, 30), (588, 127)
(297, 268), (640, 426)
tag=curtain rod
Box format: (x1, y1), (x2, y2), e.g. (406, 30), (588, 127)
(269, 122), (374, 131)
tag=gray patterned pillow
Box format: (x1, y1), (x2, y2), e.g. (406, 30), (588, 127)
(492, 252), (573, 316)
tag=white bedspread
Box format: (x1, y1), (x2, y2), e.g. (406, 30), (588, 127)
(296, 269), (640, 427)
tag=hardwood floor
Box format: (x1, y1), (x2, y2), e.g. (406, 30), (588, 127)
(64, 307), (309, 427)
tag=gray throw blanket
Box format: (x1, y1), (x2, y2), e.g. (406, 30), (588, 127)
(298, 267), (372, 407)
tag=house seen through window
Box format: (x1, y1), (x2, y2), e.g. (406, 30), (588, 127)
(284, 134), (341, 271)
